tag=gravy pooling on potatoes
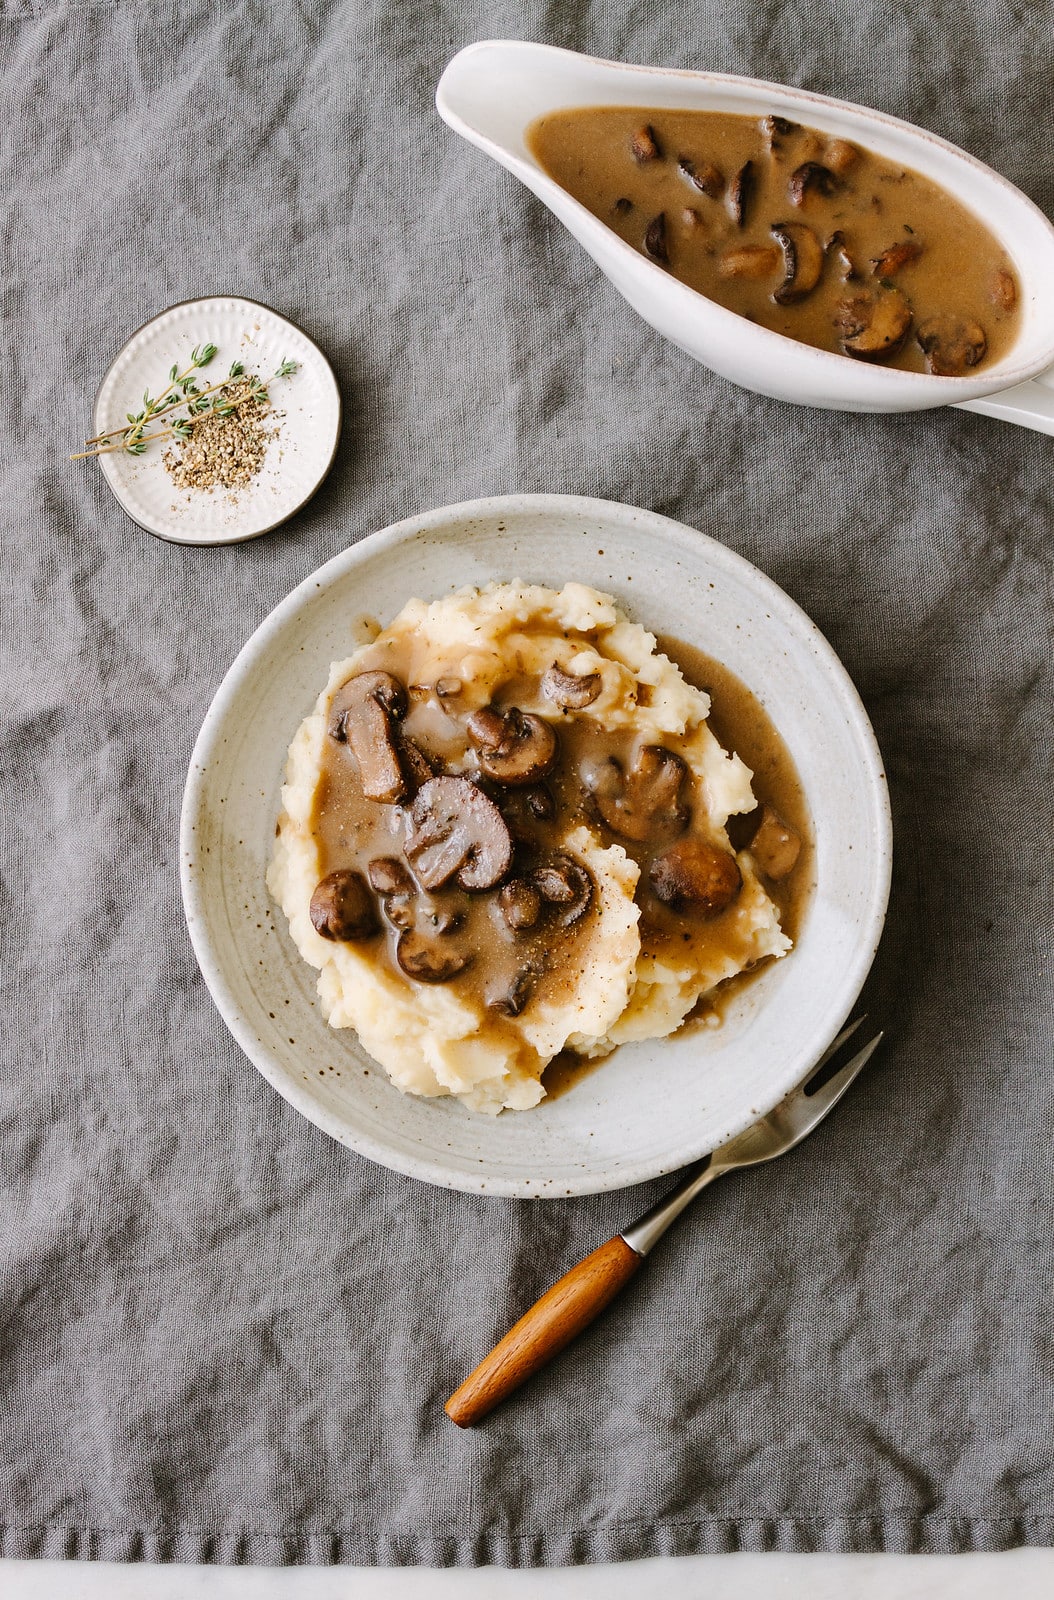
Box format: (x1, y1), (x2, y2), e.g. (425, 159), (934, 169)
(309, 637), (811, 1031)
(527, 107), (1020, 374)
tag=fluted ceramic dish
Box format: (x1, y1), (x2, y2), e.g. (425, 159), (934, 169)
(437, 41), (1054, 434)
(181, 494), (892, 1197)
(92, 296), (341, 545)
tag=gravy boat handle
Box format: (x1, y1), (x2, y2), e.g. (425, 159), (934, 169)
(956, 368), (1054, 435)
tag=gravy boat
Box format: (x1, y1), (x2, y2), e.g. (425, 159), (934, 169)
(437, 41), (1054, 434)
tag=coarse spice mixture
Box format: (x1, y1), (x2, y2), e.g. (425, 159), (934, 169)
(162, 377), (275, 491)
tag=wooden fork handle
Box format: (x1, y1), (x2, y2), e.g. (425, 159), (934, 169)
(444, 1235), (643, 1427)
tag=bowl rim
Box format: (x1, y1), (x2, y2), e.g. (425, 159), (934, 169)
(437, 40), (1054, 400)
(180, 492), (894, 1195)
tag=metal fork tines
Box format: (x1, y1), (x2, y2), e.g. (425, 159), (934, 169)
(621, 1020), (884, 1258)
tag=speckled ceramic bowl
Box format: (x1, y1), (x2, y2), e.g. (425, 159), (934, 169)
(180, 494), (892, 1196)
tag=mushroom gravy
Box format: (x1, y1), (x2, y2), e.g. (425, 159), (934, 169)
(527, 107), (1020, 374)
(270, 582), (801, 1111)
(309, 640), (808, 1028)
(658, 637), (813, 945)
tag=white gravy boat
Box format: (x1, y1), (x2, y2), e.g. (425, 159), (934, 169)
(437, 40), (1054, 434)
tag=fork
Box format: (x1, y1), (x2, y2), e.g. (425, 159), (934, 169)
(445, 1019), (883, 1426)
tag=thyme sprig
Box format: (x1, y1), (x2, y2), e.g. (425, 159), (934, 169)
(72, 348), (298, 461)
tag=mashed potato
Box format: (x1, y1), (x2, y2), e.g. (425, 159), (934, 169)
(268, 582), (790, 1113)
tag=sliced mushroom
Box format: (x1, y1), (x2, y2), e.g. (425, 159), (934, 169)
(835, 288), (912, 362)
(395, 929), (472, 984)
(525, 783), (555, 821)
(771, 222), (824, 304)
(404, 775), (513, 891)
(991, 268), (1017, 311)
(719, 245), (781, 280)
(649, 837), (742, 917)
(644, 213), (669, 264)
(678, 157), (723, 197)
(367, 856), (413, 895)
(434, 676), (462, 699)
(498, 879), (543, 932)
(467, 706), (558, 787)
(382, 893), (414, 930)
(915, 315), (987, 376)
(328, 671), (407, 804)
(533, 855), (594, 926)
(824, 138), (860, 175)
(630, 124), (662, 163)
(398, 736), (437, 792)
(789, 162), (841, 205)
(762, 113), (799, 149)
(422, 900), (465, 935)
(749, 804), (801, 881)
(490, 969), (536, 1017)
(309, 870), (379, 942)
(870, 238), (923, 277)
(826, 229), (857, 282)
(727, 161), (755, 227)
(542, 663), (603, 709)
(589, 745), (689, 844)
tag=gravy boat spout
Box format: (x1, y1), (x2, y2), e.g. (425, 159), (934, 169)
(437, 40), (1054, 431)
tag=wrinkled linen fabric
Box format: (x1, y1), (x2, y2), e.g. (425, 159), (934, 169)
(2, 0), (1053, 1568)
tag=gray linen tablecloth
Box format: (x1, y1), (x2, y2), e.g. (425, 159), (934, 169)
(3, 0), (1053, 1567)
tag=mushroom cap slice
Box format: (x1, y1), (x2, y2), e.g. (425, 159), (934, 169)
(719, 245), (781, 281)
(489, 969), (536, 1017)
(835, 288), (912, 362)
(678, 157), (723, 198)
(533, 855), (594, 926)
(991, 268), (1017, 312)
(870, 238), (923, 278)
(541, 664), (602, 710)
(749, 804), (802, 881)
(826, 230), (857, 283)
(788, 162), (841, 205)
(589, 745), (689, 844)
(630, 124), (662, 163)
(771, 222), (824, 305)
(649, 837), (742, 917)
(644, 212), (669, 264)
(467, 706), (559, 787)
(727, 160), (755, 227)
(396, 929), (472, 984)
(404, 775), (513, 891)
(309, 869), (379, 942)
(328, 671), (408, 804)
(915, 314), (987, 376)
(367, 856), (414, 895)
(498, 879), (543, 931)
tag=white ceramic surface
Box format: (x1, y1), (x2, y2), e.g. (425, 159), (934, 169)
(180, 494), (892, 1197)
(92, 297), (341, 545)
(436, 41), (1054, 421)
(6, 1552), (1054, 1598)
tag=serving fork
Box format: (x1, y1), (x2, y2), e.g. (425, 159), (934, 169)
(445, 1019), (883, 1426)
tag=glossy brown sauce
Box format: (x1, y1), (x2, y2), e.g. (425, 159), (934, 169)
(310, 636), (813, 1049)
(659, 638), (814, 943)
(527, 107), (1020, 373)
(659, 639), (816, 1037)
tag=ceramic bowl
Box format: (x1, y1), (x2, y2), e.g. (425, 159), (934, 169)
(180, 494), (892, 1197)
(436, 41), (1054, 417)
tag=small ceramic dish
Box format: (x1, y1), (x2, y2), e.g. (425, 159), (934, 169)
(436, 41), (1054, 428)
(91, 296), (341, 546)
(181, 494), (892, 1197)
